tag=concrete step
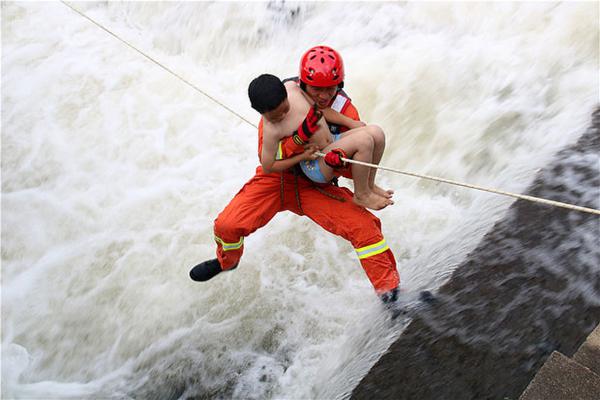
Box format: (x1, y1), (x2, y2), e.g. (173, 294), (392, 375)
(573, 324), (600, 375)
(519, 351), (600, 400)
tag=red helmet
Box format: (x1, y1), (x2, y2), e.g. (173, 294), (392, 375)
(299, 45), (344, 87)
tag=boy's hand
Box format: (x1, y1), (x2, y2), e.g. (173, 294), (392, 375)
(324, 148), (348, 168)
(292, 103), (323, 145)
(301, 144), (319, 161)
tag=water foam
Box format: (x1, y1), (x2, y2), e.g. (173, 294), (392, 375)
(2, 2), (598, 399)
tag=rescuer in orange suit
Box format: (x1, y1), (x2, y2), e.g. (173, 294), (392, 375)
(190, 46), (400, 303)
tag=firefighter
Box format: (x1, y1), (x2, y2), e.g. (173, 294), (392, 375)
(190, 46), (400, 303)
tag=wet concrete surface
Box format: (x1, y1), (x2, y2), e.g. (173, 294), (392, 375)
(352, 108), (600, 400)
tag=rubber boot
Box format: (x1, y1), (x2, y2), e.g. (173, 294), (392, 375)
(189, 259), (223, 282)
(381, 287), (410, 320)
(380, 287), (399, 305)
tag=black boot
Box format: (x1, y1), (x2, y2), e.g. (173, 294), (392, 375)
(380, 287), (399, 305)
(189, 259), (223, 282)
(380, 287), (406, 320)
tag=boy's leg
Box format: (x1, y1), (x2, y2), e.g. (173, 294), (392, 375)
(363, 125), (394, 198)
(190, 173), (281, 281)
(319, 129), (392, 210)
(338, 124), (384, 164)
(338, 124), (392, 197)
(299, 185), (400, 294)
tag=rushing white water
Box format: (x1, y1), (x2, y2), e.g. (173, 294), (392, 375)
(2, 2), (598, 399)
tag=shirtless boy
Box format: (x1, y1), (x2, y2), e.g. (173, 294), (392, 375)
(248, 73), (393, 210)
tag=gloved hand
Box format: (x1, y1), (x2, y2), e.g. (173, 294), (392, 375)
(292, 103), (322, 145)
(324, 148), (348, 168)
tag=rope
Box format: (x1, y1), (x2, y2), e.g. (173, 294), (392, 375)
(314, 185), (346, 203)
(293, 171), (304, 214)
(315, 152), (600, 216)
(61, 1), (600, 217)
(60, 1), (258, 129)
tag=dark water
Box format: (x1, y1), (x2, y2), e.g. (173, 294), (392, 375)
(352, 108), (600, 400)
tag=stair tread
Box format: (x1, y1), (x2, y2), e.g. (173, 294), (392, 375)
(573, 324), (600, 375)
(519, 351), (600, 400)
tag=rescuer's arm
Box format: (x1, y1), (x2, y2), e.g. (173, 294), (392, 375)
(265, 144), (319, 173)
(279, 136), (305, 158)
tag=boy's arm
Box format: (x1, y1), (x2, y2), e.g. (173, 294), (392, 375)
(322, 107), (365, 130)
(268, 145), (318, 172)
(261, 126), (282, 173)
(262, 131), (317, 173)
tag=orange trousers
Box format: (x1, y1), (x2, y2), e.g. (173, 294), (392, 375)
(213, 167), (400, 294)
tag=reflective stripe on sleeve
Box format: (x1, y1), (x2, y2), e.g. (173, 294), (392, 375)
(276, 140), (283, 160)
(214, 235), (244, 251)
(355, 238), (389, 259)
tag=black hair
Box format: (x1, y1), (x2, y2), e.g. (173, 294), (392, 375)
(299, 80), (344, 92)
(248, 74), (287, 114)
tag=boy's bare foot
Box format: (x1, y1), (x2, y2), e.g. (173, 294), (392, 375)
(354, 192), (394, 210)
(371, 184), (394, 199)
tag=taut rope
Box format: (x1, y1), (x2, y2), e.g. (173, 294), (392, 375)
(60, 1), (257, 129)
(61, 1), (600, 216)
(315, 152), (600, 216)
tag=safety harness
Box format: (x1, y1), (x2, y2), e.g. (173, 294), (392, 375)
(279, 165), (346, 216)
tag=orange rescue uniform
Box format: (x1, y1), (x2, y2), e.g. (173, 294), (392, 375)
(213, 91), (399, 294)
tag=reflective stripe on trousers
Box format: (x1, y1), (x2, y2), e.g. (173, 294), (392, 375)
(214, 235), (243, 251)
